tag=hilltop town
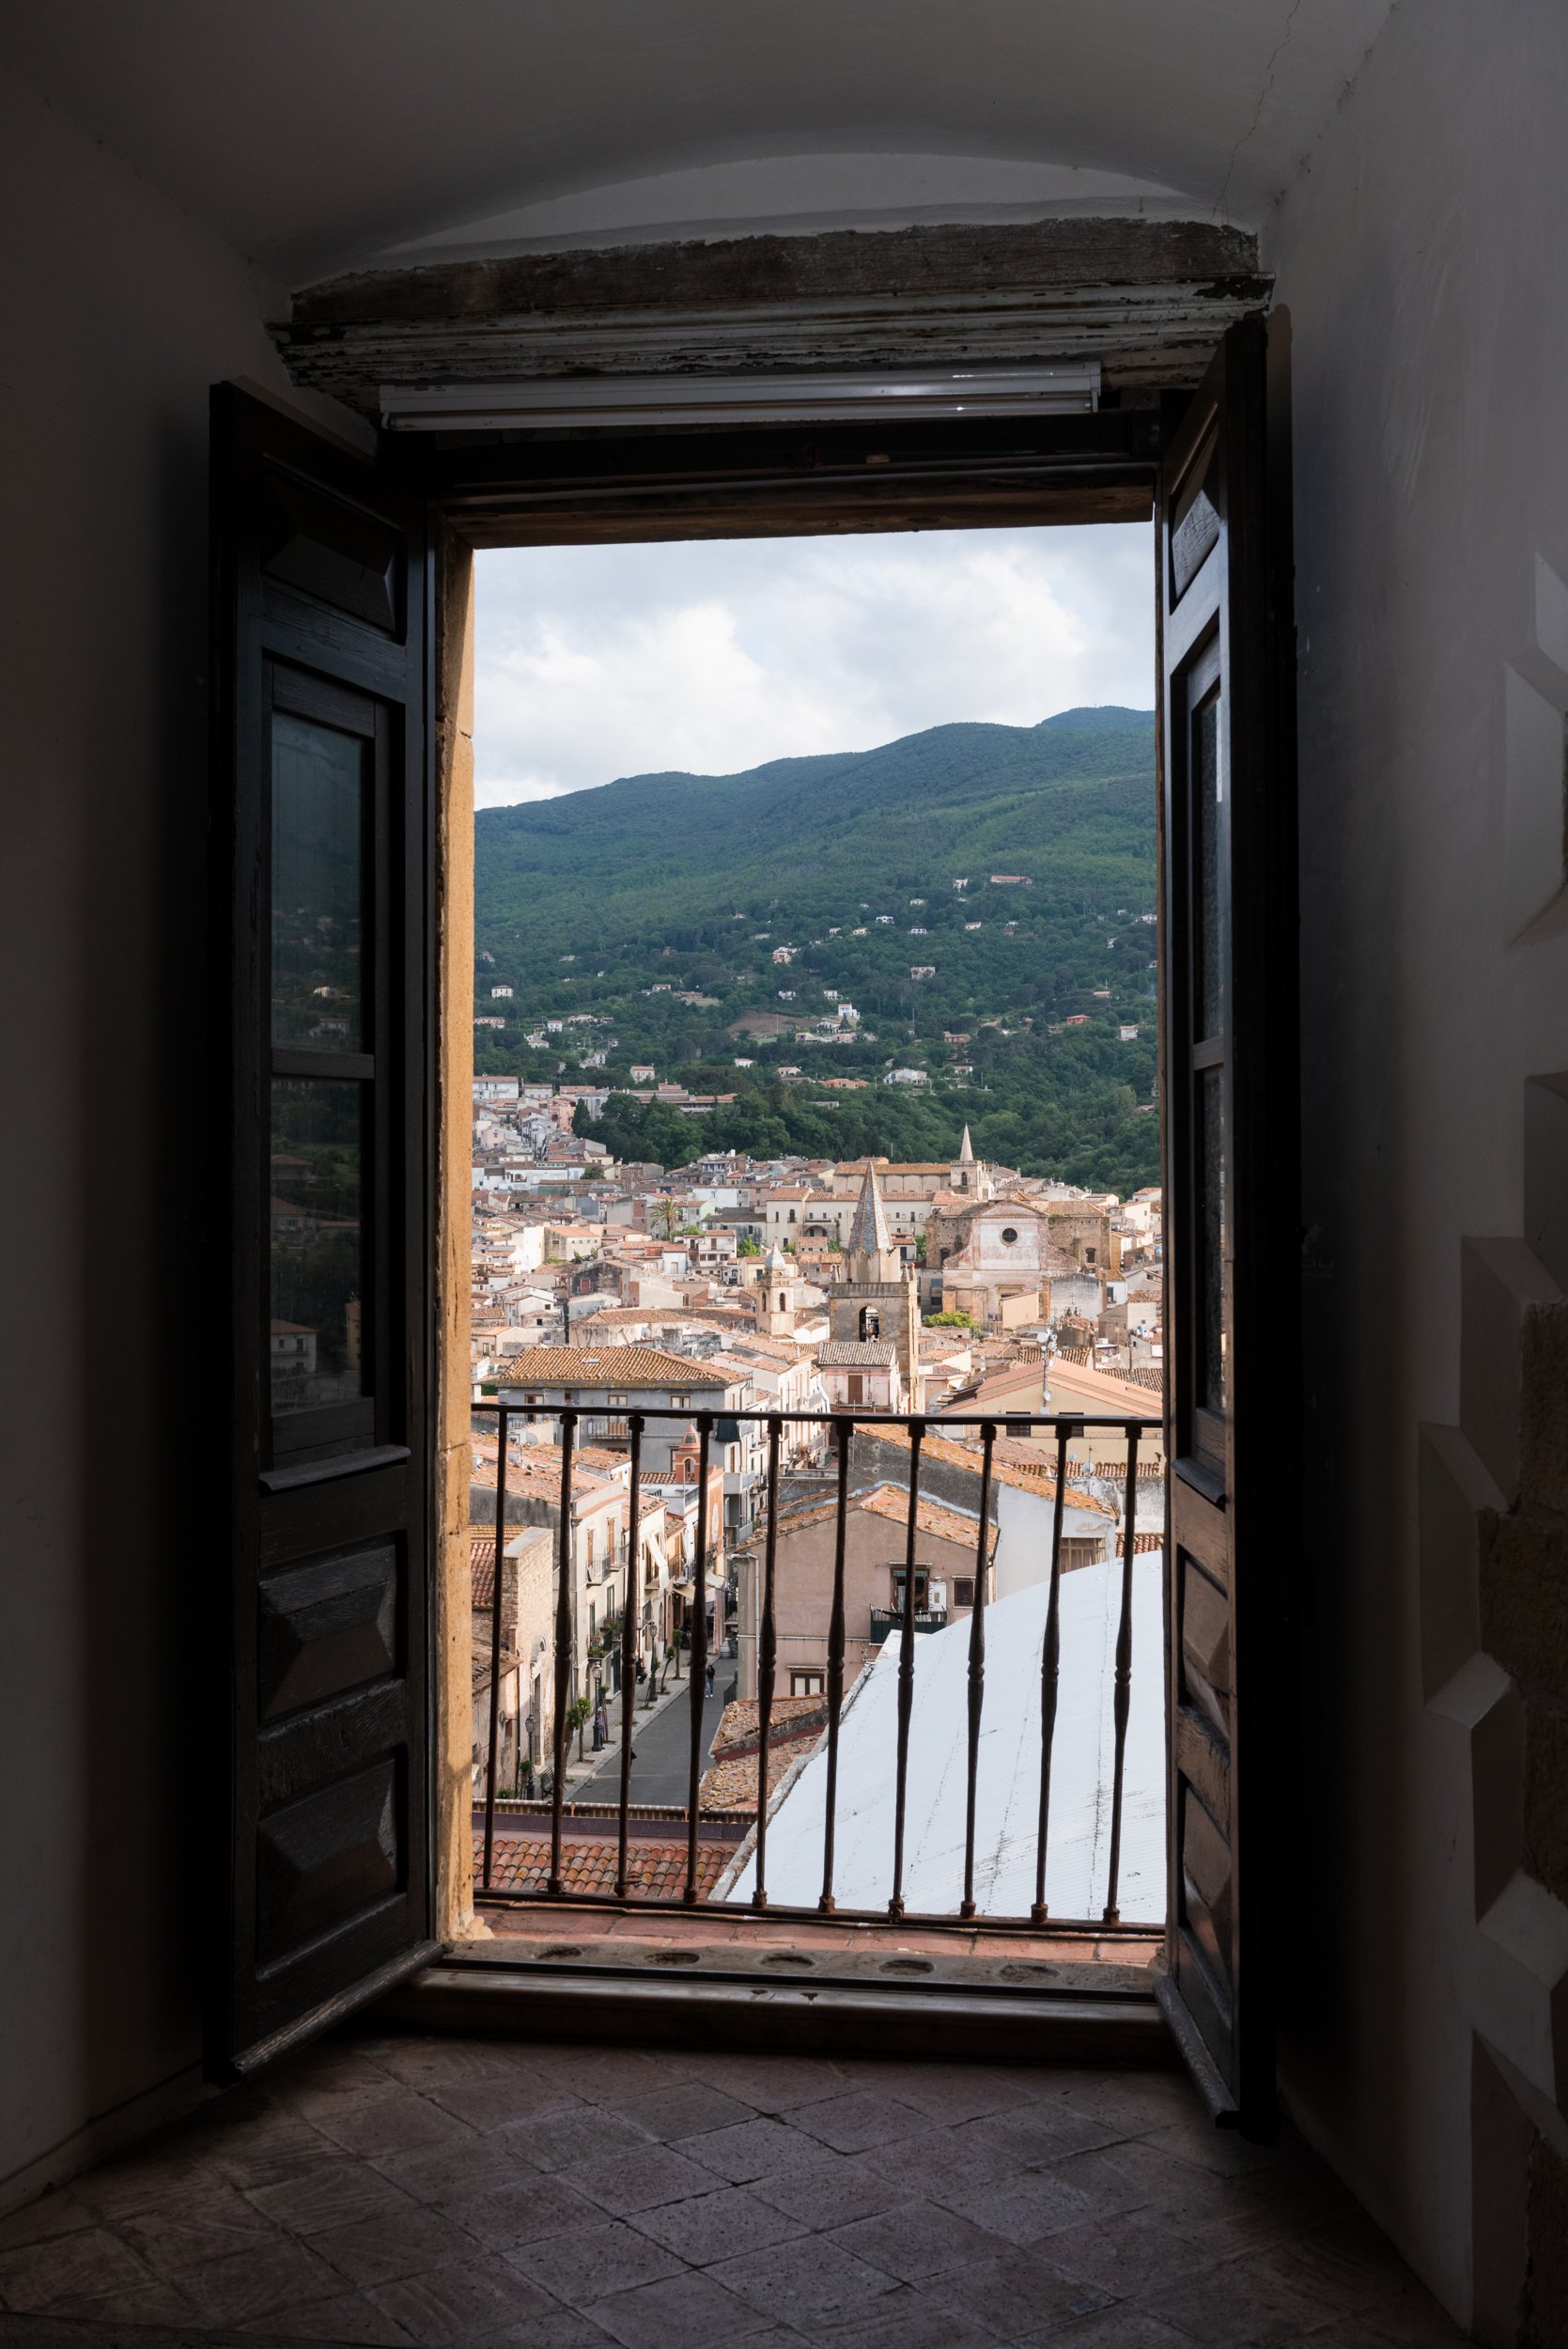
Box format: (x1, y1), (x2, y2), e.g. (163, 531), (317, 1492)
(466, 1070), (1163, 1823)
(473, 708), (1162, 1196)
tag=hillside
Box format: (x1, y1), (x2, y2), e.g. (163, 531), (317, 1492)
(473, 706), (1161, 1190)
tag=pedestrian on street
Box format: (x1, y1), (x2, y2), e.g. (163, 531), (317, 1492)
(635, 1657), (646, 1686)
(705, 1661), (715, 1698)
(592, 1703), (605, 1751)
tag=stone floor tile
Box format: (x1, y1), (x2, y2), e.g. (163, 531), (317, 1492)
(66, 2142), (232, 2221)
(312, 2203), (482, 2287)
(247, 2160), (422, 2236)
(0, 2034), (1466, 2349)
(445, 2170), (609, 2250)
(1050, 2072), (1200, 2137)
(706, 2234), (898, 2327)
(805, 2281), (1001, 2349)
(1139, 2113), (1296, 2179)
(234, 2290), (420, 2342)
(1306, 2305), (1469, 2349)
(174, 2233), (347, 2326)
(611, 2081), (757, 2142)
(825, 2198), (1011, 2284)
(683, 2115), (827, 2186)
(370, 2138), (530, 2208)
(788, 2092), (931, 2157)
(871, 2064), (1040, 2126)
(114, 2181), (281, 2275)
(629, 2183), (805, 2265)
(362, 2036), (546, 2092)
(44, 2279), (205, 2329)
(483, 2310), (622, 2349)
(540, 2046), (700, 2104)
(208, 2113), (349, 2194)
(421, 2071), (583, 2133)
(1041, 2210), (1219, 2295)
(592, 2266), (776, 2349)
(679, 2054), (848, 2113)
(1137, 2254), (1343, 2343)
(567, 2139), (722, 2217)
(953, 2101), (1129, 2171)
(309, 2088), (477, 2162)
(924, 2243), (1118, 2340)
(0, 2192), (96, 2254)
(1261, 2215), (1430, 2313)
(1046, 2136), (1183, 2219)
(499, 2104), (654, 2174)
(505, 2216), (685, 2309)
(749, 2153), (908, 2232)
(861, 2123), (1016, 2206)
(0, 2227), (152, 2311)
(1018, 2309), (1195, 2348)
(366, 2259), (562, 2345)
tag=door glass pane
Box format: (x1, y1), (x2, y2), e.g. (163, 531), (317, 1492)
(272, 713), (366, 1050)
(270, 1079), (367, 1413)
(1193, 691), (1225, 1039)
(1196, 1066), (1227, 1415)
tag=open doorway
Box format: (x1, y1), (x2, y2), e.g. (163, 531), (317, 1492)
(214, 331), (1289, 2127)
(461, 520), (1169, 1968)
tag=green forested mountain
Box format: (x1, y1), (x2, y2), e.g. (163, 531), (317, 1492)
(473, 706), (1161, 1191)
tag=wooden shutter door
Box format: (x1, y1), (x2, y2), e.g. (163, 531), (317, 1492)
(1157, 319), (1297, 2132)
(210, 387), (436, 2077)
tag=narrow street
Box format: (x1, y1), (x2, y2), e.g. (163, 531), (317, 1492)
(579, 1664), (737, 1805)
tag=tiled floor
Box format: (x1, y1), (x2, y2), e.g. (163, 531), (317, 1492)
(0, 2032), (1466, 2347)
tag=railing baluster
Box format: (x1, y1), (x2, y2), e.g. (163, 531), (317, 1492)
(752, 1413), (783, 1909)
(1032, 1420), (1076, 1923)
(481, 1406), (510, 1893)
(547, 1411), (577, 1897)
(818, 1413), (852, 1913)
(1102, 1423), (1141, 1926)
(615, 1414), (643, 1900)
(683, 1412), (713, 1905)
(889, 1417), (924, 1919)
(959, 1420), (996, 1921)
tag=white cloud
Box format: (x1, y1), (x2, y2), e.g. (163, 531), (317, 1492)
(474, 523), (1153, 808)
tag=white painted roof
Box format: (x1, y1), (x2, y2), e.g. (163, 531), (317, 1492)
(728, 1554), (1165, 1923)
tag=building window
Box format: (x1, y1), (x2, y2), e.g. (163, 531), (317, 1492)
(790, 1671), (826, 1697)
(954, 1577), (975, 1608)
(859, 1305), (880, 1340)
(890, 1567), (931, 1609)
(1001, 1227), (1019, 1245)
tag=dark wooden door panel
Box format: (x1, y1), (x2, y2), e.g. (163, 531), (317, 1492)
(210, 387), (435, 2077)
(1156, 319), (1296, 2134)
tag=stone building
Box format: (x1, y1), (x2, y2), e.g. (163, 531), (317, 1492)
(816, 1163), (923, 1413)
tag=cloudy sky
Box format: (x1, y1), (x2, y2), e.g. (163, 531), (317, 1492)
(474, 522), (1154, 808)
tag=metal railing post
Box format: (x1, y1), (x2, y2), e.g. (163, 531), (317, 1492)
(889, 1417), (924, 1920)
(1102, 1423), (1142, 1926)
(481, 1406), (509, 1892)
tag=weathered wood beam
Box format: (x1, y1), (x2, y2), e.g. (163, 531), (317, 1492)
(275, 221), (1268, 416)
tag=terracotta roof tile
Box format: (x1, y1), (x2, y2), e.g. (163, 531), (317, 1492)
(493, 1346), (729, 1389)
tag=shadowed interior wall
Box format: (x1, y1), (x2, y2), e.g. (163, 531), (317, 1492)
(1270, 1), (1568, 2326)
(0, 69), (364, 2205)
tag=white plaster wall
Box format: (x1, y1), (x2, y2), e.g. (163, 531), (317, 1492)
(1268, 1), (1568, 2321)
(0, 70), (359, 2201)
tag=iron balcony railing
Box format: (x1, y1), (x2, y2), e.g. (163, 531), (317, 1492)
(474, 1401), (1162, 1935)
(867, 1605), (948, 1641)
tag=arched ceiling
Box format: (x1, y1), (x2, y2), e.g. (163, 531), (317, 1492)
(8, 0), (1392, 285)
